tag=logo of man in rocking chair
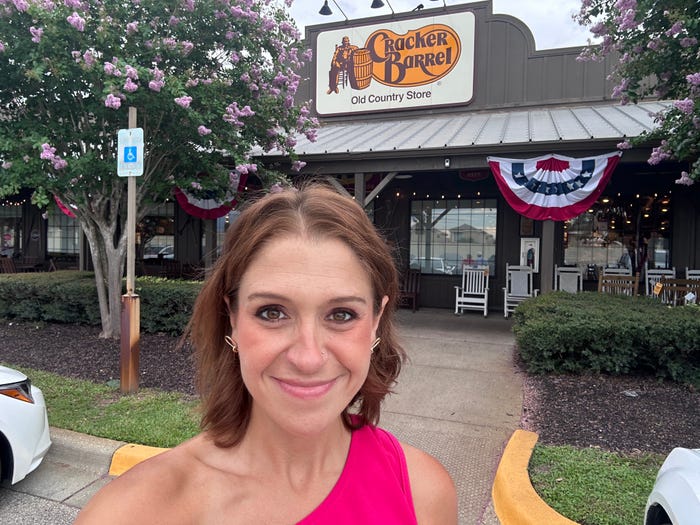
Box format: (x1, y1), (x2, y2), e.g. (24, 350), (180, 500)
(327, 36), (358, 94)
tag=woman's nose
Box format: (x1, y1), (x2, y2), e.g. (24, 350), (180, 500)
(286, 321), (326, 372)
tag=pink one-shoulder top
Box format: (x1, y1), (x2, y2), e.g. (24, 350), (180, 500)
(297, 424), (418, 524)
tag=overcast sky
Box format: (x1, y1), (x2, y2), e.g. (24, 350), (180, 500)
(288, 0), (595, 50)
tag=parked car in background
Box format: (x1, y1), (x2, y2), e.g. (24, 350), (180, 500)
(0, 365), (51, 484)
(645, 447), (700, 525)
(410, 257), (456, 275)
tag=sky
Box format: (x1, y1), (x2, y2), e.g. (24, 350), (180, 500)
(288, 0), (595, 50)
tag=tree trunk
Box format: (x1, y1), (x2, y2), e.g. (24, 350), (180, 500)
(80, 218), (127, 339)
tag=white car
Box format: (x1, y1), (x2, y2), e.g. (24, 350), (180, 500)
(645, 448), (700, 525)
(0, 365), (52, 484)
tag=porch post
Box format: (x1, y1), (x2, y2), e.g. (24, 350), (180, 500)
(541, 220), (555, 293)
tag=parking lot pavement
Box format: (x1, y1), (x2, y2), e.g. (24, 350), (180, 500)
(0, 428), (124, 524)
(2, 308), (521, 525)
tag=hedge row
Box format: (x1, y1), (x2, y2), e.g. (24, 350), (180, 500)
(0, 271), (202, 336)
(513, 291), (700, 386)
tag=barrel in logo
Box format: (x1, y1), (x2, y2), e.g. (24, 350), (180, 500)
(349, 48), (372, 90)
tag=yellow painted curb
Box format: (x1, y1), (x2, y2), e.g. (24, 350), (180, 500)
(492, 430), (579, 525)
(109, 444), (169, 476)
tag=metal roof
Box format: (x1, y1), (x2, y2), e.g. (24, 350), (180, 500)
(286, 100), (669, 158)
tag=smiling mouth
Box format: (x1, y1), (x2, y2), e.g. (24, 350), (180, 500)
(274, 378), (337, 400)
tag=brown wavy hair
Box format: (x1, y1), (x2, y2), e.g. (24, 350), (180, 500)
(186, 182), (406, 447)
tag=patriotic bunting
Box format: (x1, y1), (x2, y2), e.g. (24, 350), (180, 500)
(54, 195), (77, 218)
(487, 152), (622, 221)
(175, 172), (248, 219)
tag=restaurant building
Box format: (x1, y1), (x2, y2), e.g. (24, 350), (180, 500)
(3, 1), (699, 312)
(265, 0), (700, 309)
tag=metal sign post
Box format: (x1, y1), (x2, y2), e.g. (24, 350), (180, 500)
(118, 108), (143, 394)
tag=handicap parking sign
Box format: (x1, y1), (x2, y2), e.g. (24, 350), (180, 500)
(117, 128), (144, 177)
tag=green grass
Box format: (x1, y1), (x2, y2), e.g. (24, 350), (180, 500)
(529, 444), (665, 525)
(3, 364), (200, 448)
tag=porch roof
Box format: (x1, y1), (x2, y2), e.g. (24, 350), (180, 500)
(284, 100), (669, 158)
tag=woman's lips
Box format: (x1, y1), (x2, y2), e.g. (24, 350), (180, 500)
(274, 378), (337, 399)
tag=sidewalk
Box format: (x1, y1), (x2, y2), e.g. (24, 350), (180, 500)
(387, 308), (522, 524)
(3, 308), (522, 525)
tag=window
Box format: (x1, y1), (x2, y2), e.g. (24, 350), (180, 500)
(47, 208), (80, 255)
(564, 193), (672, 275)
(0, 204), (22, 257)
(139, 203), (175, 259)
(410, 199), (497, 275)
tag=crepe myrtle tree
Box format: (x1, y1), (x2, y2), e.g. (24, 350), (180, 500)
(575, 0), (700, 185)
(0, 0), (318, 338)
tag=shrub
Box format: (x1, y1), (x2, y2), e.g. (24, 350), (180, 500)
(513, 292), (700, 386)
(0, 272), (202, 336)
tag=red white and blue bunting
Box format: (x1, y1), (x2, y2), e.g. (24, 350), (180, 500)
(54, 195), (77, 218)
(174, 172), (248, 220)
(487, 152), (622, 221)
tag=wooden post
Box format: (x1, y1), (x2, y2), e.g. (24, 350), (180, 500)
(120, 106), (140, 394)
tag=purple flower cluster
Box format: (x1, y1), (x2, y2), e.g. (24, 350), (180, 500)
(175, 96), (192, 108)
(40, 143), (67, 170)
(223, 102), (255, 127)
(30, 26), (43, 43)
(648, 142), (671, 165)
(291, 160), (306, 172)
(149, 66), (164, 92)
(123, 78), (138, 93)
(235, 163), (257, 175)
(67, 12), (85, 31)
(104, 93), (121, 109)
(675, 171), (694, 186)
(673, 98), (694, 115)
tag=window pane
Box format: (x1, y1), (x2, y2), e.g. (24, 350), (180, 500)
(0, 204), (22, 256)
(563, 193), (672, 275)
(48, 208), (79, 255)
(410, 198), (497, 275)
(139, 203), (175, 259)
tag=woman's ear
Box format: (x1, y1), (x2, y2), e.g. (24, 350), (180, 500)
(373, 295), (389, 334)
(223, 296), (236, 331)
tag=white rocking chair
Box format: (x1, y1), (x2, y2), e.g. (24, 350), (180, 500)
(685, 267), (700, 280)
(454, 265), (489, 317)
(644, 263), (675, 299)
(554, 265), (583, 293)
(503, 264), (538, 318)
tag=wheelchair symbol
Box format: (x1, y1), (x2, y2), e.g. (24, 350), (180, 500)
(124, 146), (137, 163)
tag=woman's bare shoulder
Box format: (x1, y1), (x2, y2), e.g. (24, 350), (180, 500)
(401, 442), (458, 525)
(74, 436), (209, 525)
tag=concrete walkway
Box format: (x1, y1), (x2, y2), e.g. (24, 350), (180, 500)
(2, 308), (522, 524)
(385, 308), (522, 525)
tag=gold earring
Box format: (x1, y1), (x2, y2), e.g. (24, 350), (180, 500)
(224, 335), (238, 354)
(370, 337), (381, 353)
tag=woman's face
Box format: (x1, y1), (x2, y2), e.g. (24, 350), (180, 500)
(229, 235), (387, 437)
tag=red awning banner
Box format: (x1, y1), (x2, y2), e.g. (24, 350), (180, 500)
(487, 152), (622, 221)
(54, 195), (77, 218)
(175, 173), (248, 220)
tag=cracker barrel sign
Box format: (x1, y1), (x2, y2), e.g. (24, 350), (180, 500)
(315, 12), (475, 116)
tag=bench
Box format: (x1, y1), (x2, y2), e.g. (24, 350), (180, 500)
(598, 272), (639, 296)
(656, 278), (700, 306)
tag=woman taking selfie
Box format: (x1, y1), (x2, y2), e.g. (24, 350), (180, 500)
(75, 183), (457, 524)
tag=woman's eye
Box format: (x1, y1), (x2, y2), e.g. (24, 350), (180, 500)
(328, 310), (355, 322)
(258, 307), (287, 321)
